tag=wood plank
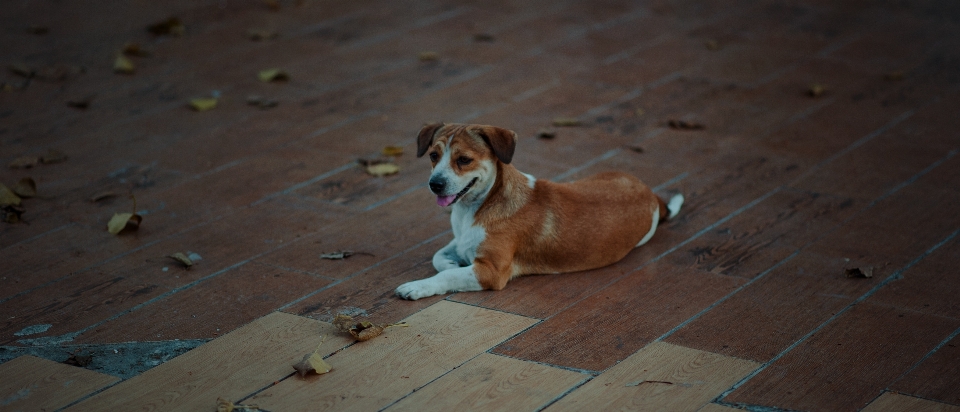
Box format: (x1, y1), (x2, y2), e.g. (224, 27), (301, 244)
(698, 403), (741, 412)
(67, 312), (354, 411)
(891, 332), (960, 405)
(385, 353), (587, 412)
(249, 301), (538, 412)
(861, 392), (960, 412)
(544, 342), (759, 412)
(0, 355), (118, 411)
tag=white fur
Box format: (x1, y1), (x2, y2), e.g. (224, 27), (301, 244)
(667, 194), (684, 219)
(522, 172), (536, 189)
(395, 266), (483, 300)
(636, 205), (659, 247)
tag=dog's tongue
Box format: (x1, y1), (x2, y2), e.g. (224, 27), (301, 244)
(437, 195), (456, 207)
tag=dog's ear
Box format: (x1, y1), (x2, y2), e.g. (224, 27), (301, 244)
(473, 125), (517, 164)
(416, 123), (444, 157)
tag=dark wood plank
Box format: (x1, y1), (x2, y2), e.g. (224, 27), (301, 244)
(892, 333), (960, 406)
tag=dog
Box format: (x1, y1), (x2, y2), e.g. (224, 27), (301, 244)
(395, 123), (683, 300)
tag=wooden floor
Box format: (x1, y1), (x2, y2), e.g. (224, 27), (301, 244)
(2, 0), (960, 410)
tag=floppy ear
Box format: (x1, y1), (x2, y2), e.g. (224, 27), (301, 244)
(473, 125), (517, 164)
(416, 123), (444, 157)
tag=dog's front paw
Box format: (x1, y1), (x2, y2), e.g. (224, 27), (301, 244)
(433, 258), (460, 272)
(395, 280), (437, 301)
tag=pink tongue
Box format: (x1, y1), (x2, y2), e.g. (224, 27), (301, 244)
(437, 195), (456, 207)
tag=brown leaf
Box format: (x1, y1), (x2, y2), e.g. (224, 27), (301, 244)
(67, 95), (95, 109)
(147, 17), (185, 36)
(627, 145), (645, 153)
(217, 397), (263, 412)
(845, 266), (874, 279)
(12, 178), (36, 198)
(884, 71), (905, 81)
(257, 68), (289, 82)
(356, 158), (387, 167)
(168, 252), (194, 268)
(247, 29), (278, 41)
(90, 191), (118, 203)
(107, 212), (142, 235)
(705, 39), (721, 51)
(320, 251), (353, 260)
(9, 156), (40, 169)
(0, 184), (22, 206)
(332, 314), (407, 342)
(293, 352), (332, 377)
(473, 33), (495, 42)
(808, 84), (827, 97)
(40, 149), (68, 164)
(8, 63), (35, 78)
(537, 128), (557, 139)
(114, 55), (135, 74)
(246, 95), (278, 109)
(365, 163), (399, 177)
(64, 354), (92, 367)
(333, 314), (354, 333)
(381, 146), (404, 156)
(263, 0), (281, 11)
(668, 119), (705, 130)
(418, 51), (439, 61)
(552, 117), (581, 127)
(122, 43), (151, 57)
(2, 205), (26, 223)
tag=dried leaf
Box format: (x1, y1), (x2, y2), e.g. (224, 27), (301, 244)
(537, 128), (557, 139)
(246, 95), (278, 109)
(168, 252), (194, 267)
(107, 212), (141, 235)
(808, 84), (826, 97)
(257, 68), (289, 82)
(365, 163), (399, 177)
(627, 145), (645, 153)
(356, 158), (387, 167)
(12, 178), (36, 198)
(381, 146), (404, 156)
(9, 63), (35, 78)
(668, 119), (705, 130)
(64, 354), (92, 367)
(122, 43), (151, 57)
(189, 98), (218, 111)
(418, 51), (439, 61)
(845, 266), (874, 278)
(333, 314), (354, 333)
(552, 117), (581, 127)
(114, 55), (135, 74)
(263, 0), (281, 11)
(247, 29), (278, 41)
(2, 204), (26, 223)
(320, 251), (353, 260)
(884, 71), (905, 81)
(705, 39), (721, 50)
(332, 314), (407, 342)
(26, 26), (49, 35)
(67, 96), (95, 109)
(9, 156), (40, 169)
(0, 184), (22, 206)
(473, 33), (495, 42)
(216, 398), (263, 412)
(40, 149), (68, 164)
(293, 352), (332, 377)
(90, 191), (118, 202)
(148, 17), (185, 36)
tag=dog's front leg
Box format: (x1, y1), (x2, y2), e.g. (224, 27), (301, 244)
(432, 239), (463, 272)
(395, 266), (482, 300)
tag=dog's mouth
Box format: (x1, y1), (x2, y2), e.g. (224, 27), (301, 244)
(437, 178), (477, 207)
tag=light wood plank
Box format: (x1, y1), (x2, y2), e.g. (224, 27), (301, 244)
(250, 300), (538, 412)
(698, 403), (742, 412)
(67, 311), (353, 411)
(386, 353), (587, 412)
(545, 341), (759, 412)
(0, 355), (119, 411)
(862, 392), (960, 412)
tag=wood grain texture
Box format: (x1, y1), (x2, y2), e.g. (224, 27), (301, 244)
(250, 301), (537, 412)
(697, 403), (742, 412)
(861, 392), (960, 412)
(545, 342), (758, 412)
(891, 333), (960, 405)
(67, 312), (353, 411)
(0, 355), (118, 411)
(385, 353), (587, 412)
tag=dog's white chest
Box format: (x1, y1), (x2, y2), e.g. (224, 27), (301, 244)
(450, 205), (485, 263)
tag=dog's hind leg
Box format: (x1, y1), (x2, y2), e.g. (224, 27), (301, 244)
(432, 239), (463, 271)
(637, 204), (660, 247)
(396, 266), (483, 300)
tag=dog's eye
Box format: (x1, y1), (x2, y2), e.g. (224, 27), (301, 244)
(429, 152), (439, 162)
(457, 156), (473, 166)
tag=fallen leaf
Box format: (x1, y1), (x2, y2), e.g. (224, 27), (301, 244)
(473, 33), (495, 42)
(26, 26), (49, 35)
(884, 71), (905, 81)
(808, 84), (826, 97)
(40, 149), (68, 164)
(1, 205), (26, 223)
(168, 252), (194, 268)
(113, 55), (135, 74)
(365, 163), (399, 177)
(107, 212), (142, 235)
(33, 64), (83, 83)
(216, 397), (263, 412)
(147, 17), (185, 36)
(293, 352), (332, 377)
(845, 266), (874, 278)
(247, 29), (278, 41)
(668, 119), (705, 130)
(320, 251), (353, 260)
(122, 43), (151, 57)
(537, 128), (557, 139)
(705, 39), (721, 50)
(64, 354), (92, 367)
(257, 68), (289, 82)
(627, 145), (645, 153)
(0, 184), (22, 206)
(381, 146), (404, 156)
(9, 156), (40, 169)
(418, 51), (439, 61)
(67, 95), (95, 109)
(356, 158), (387, 167)
(12, 178), (36, 198)
(552, 117), (581, 127)
(9, 63), (35, 78)
(246, 95), (278, 109)
(332, 314), (407, 342)
(189, 97), (218, 111)
(90, 191), (118, 202)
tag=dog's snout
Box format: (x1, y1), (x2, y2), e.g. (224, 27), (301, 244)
(429, 178), (446, 194)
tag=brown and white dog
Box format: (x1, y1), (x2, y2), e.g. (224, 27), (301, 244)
(395, 123), (683, 300)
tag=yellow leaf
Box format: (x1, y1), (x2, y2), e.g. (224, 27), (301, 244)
(418, 51), (439, 61)
(808, 84), (826, 97)
(107, 212), (141, 235)
(0, 184), (22, 206)
(147, 17), (185, 36)
(552, 117), (581, 127)
(12, 177), (36, 198)
(114, 55), (135, 74)
(189, 98), (218, 111)
(122, 43), (150, 57)
(247, 29), (278, 41)
(365, 163), (399, 177)
(292, 352), (332, 377)
(257, 68), (289, 82)
(381, 146), (404, 156)
(40, 149), (68, 164)
(168, 252), (194, 267)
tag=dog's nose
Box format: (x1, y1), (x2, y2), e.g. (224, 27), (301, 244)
(429, 179), (446, 194)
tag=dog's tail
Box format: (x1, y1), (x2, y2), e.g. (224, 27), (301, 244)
(656, 193), (684, 222)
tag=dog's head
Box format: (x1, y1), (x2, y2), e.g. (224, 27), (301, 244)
(416, 123), (517, 207)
